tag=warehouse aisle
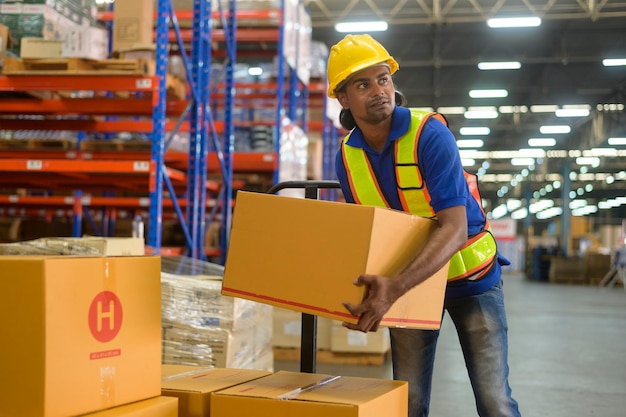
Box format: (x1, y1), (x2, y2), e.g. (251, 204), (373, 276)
(274, 272), (626, 417)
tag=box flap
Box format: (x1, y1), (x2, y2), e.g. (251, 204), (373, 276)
(162, 367), (271, 394)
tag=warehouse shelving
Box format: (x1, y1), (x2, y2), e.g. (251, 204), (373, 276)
(0, 0), (321, 260)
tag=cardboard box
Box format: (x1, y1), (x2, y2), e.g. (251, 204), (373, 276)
(272, 307), (332, 350)
(20, 37), (63, 58)
(0, 256), (162, 417)
(210, 370), (408, 417)
(330, 324), (390, 354)
(83, 397), (178, 417)
(62, 25), (109, 59)
(112, 0), (154, 52)
(222, 192), (448, 329)
(161, 365), (271, 417)
(0, 24), (11, 65)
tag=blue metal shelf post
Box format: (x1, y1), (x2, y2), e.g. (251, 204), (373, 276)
(148, 0), (171, 250)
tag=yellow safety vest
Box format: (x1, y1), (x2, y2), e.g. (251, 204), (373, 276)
(340, 109), (497, 282)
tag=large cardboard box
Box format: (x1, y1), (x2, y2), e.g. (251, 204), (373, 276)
(0, 256), (162, 417)
(82, 396), (178, 417)
(161, 365), (271, 417)
(210, 370), (408, 417)
(112, 0), (154, 51)
(222, 192), (448, 329)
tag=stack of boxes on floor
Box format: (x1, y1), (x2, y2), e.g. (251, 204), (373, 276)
(160, 256), (273, 371)
(0, 0), (107, 60)
(273, 307), (391, 358)
(0, 236), (411, 417)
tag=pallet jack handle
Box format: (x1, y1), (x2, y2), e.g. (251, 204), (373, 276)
(266, 180), (341, 373)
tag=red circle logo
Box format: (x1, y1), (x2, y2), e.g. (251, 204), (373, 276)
(88, 291), (123, 343)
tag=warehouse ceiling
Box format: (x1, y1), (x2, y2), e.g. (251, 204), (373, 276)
(303, 0), (626, 220)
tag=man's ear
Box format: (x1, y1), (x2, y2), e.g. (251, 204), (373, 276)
(336, 92), (349, 109)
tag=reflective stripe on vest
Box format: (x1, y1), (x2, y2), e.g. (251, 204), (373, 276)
(341, 109), (497, 282)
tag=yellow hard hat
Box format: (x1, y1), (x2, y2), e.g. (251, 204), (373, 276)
(327, 34), (399, 98)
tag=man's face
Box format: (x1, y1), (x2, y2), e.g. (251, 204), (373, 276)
(336, 64), (395, 124)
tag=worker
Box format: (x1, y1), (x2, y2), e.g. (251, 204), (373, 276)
(328, 34), (522, 417)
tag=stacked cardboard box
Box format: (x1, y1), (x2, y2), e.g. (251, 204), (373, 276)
(0, 0), (106, 59)
(0, 255), (172, 417)
(161, 270), (273, 371)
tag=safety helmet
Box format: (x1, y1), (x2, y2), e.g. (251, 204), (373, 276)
(327, 34), (399, 98)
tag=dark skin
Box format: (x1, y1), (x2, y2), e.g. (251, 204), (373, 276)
(335, 65), (469, 332)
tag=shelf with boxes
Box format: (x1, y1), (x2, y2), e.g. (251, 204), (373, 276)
(0, 0), (328, 260)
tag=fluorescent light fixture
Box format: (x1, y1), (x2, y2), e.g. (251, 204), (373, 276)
(511, 157), (535, 166)
(603, 58), (626, 67)
(507, 199), (523, 211)
(414, 107), (435, 112)
(491, 204), (508, 219)
(511, 208), (528, 220)
(555, 108), (590, 117)
(528, 137), (556, 147)
(608, 137), (626, 145)
(540, 125), (571, 134)
(469, 89), (508, 98)
(437, 106), (466, 114)
(477, 61), (522, 70)
(576, 157), (600, 167)
(499, 105), (528, 114)
(460, 127), (491, 135)
(248, 66), (263, 76)
(464, 106), (499, 119)
(335, 21), (388, 33)
(457, 139), (485, 148)
(461, 158), (476, 166)
(536, 207), (563, 219)
(530, 104), (559, 113)
(487, 17), (541, 28)
(530, 199), (555, 214)
(588, 148), (617, 157)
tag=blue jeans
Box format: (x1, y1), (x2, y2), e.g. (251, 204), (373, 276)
(389, 280), (521, 417)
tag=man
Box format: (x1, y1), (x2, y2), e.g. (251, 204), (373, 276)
(328, 34), (522, 417)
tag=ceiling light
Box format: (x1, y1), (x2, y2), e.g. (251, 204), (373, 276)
(588, 148), (617, 157)
(335, 21), (388, 33)
(464, 107), (499, 119)
(248, 66), (263, 76)
(511, 157), (535, 166)
(602, 58), (626, 67)
(437, 106), (466, 114)
(608, 137), (626, 145)
(460, 127), (491, 135)
(511, 208), (528, 220)
(461, 159), (476, 166)
(469, 89), (508, 98)
(499, 105), (528, 114)
(530, 105), (559, 113)
(528, 138), (556, 147)
(487, 17), (541, 28)
(576, 157), (600, 167)
(555, 108), (590, 117)
(477, 61), (522, 70)
(540, 125), (571, 134)
(457, 139), (485, 148)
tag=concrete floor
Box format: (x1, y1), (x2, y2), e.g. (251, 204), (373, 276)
(275, 272), (626, 417)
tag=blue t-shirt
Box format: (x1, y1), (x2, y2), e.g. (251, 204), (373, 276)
(335, 106), (507, 298)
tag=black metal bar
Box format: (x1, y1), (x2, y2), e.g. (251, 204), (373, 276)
(266, 180), (340, 373)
